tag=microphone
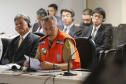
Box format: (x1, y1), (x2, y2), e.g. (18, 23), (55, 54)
(0, 32), (5, 35)
(26, 35), (50, 72)
(63, 36), (92, 76)
(39, 35), (50, 42)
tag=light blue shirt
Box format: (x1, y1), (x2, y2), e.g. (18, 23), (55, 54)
(56, 16), (64, 26)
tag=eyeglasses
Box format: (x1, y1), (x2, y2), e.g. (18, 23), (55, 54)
(92, 14), (103, 19)
(62, 15), (71, 18)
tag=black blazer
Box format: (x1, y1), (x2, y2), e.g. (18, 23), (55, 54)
(1, 32), (40, 66)
(59, 25), (82, 38)
(81, 24), (113, 52)
(32, 23), (39, 32)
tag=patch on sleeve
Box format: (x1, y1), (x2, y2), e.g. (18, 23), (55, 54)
(56, 40), (63, 45)
(40, 41), (45, 44)
(65, 40), (72, 48)
(40, 48), (47, 55)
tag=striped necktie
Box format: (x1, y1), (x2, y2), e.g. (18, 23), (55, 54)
(92, 28), (97, 40)
(63, 28), (67, 33)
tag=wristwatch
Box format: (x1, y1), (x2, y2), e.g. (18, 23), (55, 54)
(53, 63), (57, 69)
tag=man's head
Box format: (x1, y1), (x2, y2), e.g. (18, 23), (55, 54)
(48, 4), (58, 16)
(61, 9), (75, 27)
(36, 8), (47, 27)
(82, 9), (92, 26)
(41, 15), (59, 41)
(14, 14), (31, 36)
(91, 7), (106, 27)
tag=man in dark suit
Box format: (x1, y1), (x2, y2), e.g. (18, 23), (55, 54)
(80, 8), (93, 29)
(32, 8), (47, 33)
(81, 8), (113, 53)
(59, 9), (82, 38)
(2, 14), (40, 66)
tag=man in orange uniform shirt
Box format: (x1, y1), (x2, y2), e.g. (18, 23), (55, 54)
(25, 16), (80, 70)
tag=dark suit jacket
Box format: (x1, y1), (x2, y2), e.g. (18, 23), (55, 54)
(32, 23), (39, 32)
(59, 25), (82, 38)
(81, 24), (113, 52)
(1, 32), (40, 66)
(79, 22), (92, 29)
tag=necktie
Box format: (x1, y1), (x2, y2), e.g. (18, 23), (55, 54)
(92, 28), (97, 40)
(63, 28), (67, 33)
(18, 36), (23, 47)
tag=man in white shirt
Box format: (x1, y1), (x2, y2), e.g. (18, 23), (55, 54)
(59, 9), (82, 38)
(32, 8), (47, 33)
(81, 7), (113, 53)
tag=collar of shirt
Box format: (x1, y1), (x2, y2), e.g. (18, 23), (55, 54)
(20, 31), (30, 39)
(63, 23), (73, 34)
(36, 27), (43, 33)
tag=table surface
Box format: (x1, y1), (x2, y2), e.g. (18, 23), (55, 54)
(0, 70), (90, 84)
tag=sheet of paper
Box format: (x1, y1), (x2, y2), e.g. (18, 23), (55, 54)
(24, 55), (41, 70)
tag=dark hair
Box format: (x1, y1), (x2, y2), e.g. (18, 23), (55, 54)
(61, 9), (75, 21)
(82, 8), (92, 15)
(36, 8), (47, 17)
(14, 14), (31, 28)
(91, 7), (106, 20)
(48, 4), (58, 11)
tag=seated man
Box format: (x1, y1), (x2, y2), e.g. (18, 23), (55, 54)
(24, 16), (81, 70)
(48, 3), (64, 26)
(32, 8), (47, 33)
(2, 14), (40, 66)
(59, 9), (82, 38)
(80, 8), (92, 29)
(81, 7), (113, 53)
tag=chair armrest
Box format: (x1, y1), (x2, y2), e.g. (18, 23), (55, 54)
(104, 49), (116, 54)
(99, 50), (105, 54)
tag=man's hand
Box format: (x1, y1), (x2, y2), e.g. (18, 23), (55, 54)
(23, 60), (29, 68)
(39, 61), (53, 70)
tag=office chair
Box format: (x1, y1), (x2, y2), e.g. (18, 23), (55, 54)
(103, 23), (112, 27)
(98, 26), (116, 62)
(74, 37), (97, 71)
(33, 32), (45, 37)
(103, 24), (126, 59)
(0, 38), (10, 64)
(32, 23), (39, 33)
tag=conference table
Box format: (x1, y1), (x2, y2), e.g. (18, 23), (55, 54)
(0, 70), (90, 84)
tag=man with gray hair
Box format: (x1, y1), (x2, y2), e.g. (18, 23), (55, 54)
(32, 8), (47, 33)
(24, 15), (81, 70)
(2, 14), (40, 66)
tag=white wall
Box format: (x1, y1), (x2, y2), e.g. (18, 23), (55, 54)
(0, 0), (86, 36)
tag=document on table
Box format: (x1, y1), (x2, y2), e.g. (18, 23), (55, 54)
(24, 55), (41, 70)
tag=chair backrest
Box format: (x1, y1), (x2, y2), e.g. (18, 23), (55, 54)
(33, 32), (45, 37)
(103, 23), (112, 27)
(116, 43), (126, 58)
(32, 23), (39, 33)
(112, 24), (126, 48)
(75, 37), (97, 71)
(0, 38), (10, 64)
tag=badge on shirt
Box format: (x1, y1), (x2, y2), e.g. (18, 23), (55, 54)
(40, 41), (45, 44)
(65, 40), (72, 48)
(41, 48), (47, 55)
(57, 54), (61, 61)
(56, 40), (63, 45)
